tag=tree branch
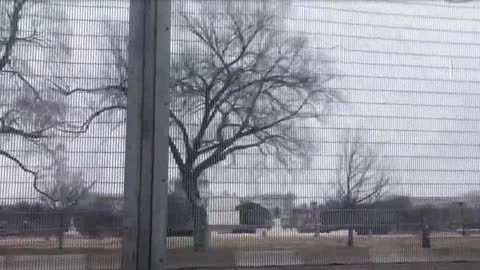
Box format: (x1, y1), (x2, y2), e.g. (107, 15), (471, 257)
(51, 81), (128, 97)
(169, 136), (185, 172)
(0, 125), (48, 139)
(0, 0), (27, 71)
(0, 149), (58, 204)
(59, 105), (126, 134)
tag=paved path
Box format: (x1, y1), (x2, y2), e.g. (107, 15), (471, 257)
(2, 247), (480, 269)
(0, 254), (120, 270)
(235, 250), (304, 267)
(1, 255), (85, 270)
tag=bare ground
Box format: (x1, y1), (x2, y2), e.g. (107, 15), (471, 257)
(1, 232), (480, 251)
(1, 232), (480, 267)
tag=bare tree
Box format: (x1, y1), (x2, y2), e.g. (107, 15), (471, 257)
(38, 144), (94, 249)
(335, 130), (389, 247)
(1, 0), (69, 195)
(171, 7), (341, 251)
(59, 5), (339, 251)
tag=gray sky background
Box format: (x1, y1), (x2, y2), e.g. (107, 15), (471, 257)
(2, 0), (480, 205)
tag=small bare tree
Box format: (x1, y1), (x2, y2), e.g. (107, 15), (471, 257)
(336, 130), (389, 247)
(38, 144), (94, 249)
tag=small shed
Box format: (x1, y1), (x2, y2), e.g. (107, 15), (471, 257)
(236, 202), (272, 227)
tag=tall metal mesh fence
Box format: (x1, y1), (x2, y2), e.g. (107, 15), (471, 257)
(166, 0), (480, 268)
(1, 0), (480, 269)
(0, 0), (127, 269)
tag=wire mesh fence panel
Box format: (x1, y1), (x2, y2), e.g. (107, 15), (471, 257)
(166, 0), (480, 268)
(0, 0), (127, 269)
(2, 0), (480, 269)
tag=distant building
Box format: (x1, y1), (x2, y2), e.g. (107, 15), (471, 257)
(235, 202), (271, 227)
(409, 196), (462, 208)
(77, 193), (123, 213)
(170, 179), (240, 228)
(241, 193), (295, 218)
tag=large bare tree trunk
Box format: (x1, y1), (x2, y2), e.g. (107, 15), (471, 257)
(192, 203), (209, 252)
(182, 170), (209, 252)
(57, 211), (65, 249)
(347, 206), (354, 247)
(347, 227), (354, 247)
(58, 230), (64, 249)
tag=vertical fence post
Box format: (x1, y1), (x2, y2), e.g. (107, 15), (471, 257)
(122, 1), (171, 270)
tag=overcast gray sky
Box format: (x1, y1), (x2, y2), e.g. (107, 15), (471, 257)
(2, 0), (480, 205)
